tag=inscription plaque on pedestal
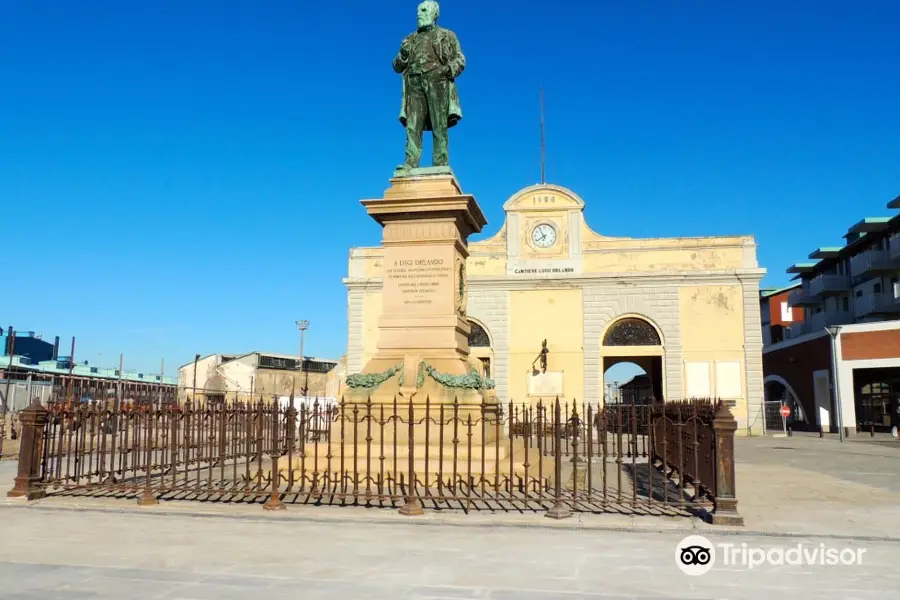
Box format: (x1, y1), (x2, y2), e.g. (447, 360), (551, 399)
(383, 249), (455, 314)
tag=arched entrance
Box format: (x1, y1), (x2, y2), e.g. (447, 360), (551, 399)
(763, 375), (805, 432)
(600, 316), (665, 405)
(467, 319), (493, 378)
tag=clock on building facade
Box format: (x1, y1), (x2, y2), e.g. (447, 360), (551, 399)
(531, 223), (557, 248)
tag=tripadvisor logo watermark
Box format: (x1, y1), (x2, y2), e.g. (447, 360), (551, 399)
(675, 535), (867, 575)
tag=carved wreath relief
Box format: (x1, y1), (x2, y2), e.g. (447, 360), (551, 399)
(456, 256), (466, 316)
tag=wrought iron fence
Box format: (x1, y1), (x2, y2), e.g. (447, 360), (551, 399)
(0, 411), (18, 460)
(650, 401), (716, 502)
(7, 379), (743, 524)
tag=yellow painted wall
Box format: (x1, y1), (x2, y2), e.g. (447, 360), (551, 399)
(508, 288), (584, 403)
(679, 285), (747, 419)
(582, 247), (745, 273)
(362, 291), (382, 366)
(680, 285), (744, 355)
(466, 254), (507, 276)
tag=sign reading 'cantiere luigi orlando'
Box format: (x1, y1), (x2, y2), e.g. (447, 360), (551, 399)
(513, 267), (575, 275)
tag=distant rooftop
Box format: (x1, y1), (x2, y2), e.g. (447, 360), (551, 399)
(847, 216), (892, 235)
(781, 195), (900, 279)
(0, 355), (176, 385)
(786, 262), (819, 274)
(760, 282), (801, 298)
(179, 352), (339, 369)
(808, 247), (843, 259)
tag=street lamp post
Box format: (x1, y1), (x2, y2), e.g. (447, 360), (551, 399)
(296, 320), (310, 396)
(827, 325), (845, 442)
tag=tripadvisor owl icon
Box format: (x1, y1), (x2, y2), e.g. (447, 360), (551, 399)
(676, 535), (715, 576)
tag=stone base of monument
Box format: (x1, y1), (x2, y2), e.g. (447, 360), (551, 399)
(264, 439), (549, 495)
(260, 172), (554, 504)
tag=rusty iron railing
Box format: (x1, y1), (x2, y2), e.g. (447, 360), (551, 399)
(8, 378), (742, 524)
(649, 399), (743, 525)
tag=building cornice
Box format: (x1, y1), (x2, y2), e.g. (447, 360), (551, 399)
(762, 320), (900, 354)
(762, 329), (829, 353)
(581, 240), (753, 254)
(352, 240), (756, 257)
(344, 268), (765, 290)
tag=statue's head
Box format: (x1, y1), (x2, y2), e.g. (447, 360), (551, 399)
(417, 1), (439, 30)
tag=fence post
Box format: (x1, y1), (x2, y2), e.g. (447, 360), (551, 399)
(546, 398), (572, 520)
(7, 398), (49, 500)
(399, 397), (424, 516)
(710, 402), (744, 526)
(264, 403), (286, 511)
(138, 404), (158, 506)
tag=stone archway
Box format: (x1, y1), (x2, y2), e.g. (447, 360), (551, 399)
(764, 374), (805, 425)
(467, 319), (494, 379)
(202, 374), (227, 405)
(600, 316), (665, 404)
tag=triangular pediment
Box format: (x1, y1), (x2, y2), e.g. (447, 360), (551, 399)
(502, 184), (585, 212)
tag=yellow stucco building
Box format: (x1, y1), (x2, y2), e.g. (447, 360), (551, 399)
(345, 183), (766, 435)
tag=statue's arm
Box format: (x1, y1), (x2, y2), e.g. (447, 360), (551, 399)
(393, 35), (412, 73)
(444, 31), (466, 79)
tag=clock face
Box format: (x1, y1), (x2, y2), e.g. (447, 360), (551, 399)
(531, 223), (557, 248)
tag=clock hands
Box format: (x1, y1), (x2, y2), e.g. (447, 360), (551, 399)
(532, 225), (555, 247)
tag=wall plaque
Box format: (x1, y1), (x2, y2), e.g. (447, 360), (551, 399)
(527, 371), (564, 397)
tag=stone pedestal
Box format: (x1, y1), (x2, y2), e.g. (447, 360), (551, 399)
(275, 173), (545, 499)
(358, 171), (486, 382)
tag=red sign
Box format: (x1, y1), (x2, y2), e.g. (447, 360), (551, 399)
(780, 405), (791, 418)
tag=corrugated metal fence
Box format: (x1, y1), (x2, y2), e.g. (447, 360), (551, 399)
(0, 379), (53, 413)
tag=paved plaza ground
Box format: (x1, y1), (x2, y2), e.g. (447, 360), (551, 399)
(0, 508), (898, 599)
(1, 435), (898, 598)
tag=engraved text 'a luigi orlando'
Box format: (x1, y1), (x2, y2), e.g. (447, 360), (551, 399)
(386, 258), (453, 306)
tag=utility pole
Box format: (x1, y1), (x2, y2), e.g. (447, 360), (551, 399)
(296, 320), (310, 396)
(827, 326), (845, 442)
(539, 87), (546, 185)
(158, 357), (165, 406)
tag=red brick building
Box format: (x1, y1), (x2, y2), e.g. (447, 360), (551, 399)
(762, 195), (900, 435)
(760, 284), (804, 346)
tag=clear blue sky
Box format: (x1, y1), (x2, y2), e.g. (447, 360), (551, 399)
(2, 1), (898, 379)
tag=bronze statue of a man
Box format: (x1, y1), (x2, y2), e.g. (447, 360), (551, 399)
(393, 1), (465, 174)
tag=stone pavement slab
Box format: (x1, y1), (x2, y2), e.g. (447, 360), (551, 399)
(0, 510), (898, 599)
(729, 435), (900, 538)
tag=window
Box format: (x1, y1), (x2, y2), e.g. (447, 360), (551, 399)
(856, 290), (863, 298)
(842, 296), (849, 312)
(715, 361), (742, 399)
(468, 322), (491, 347)
(874, 283), (882, 294)
(478, 357), (491, 378)
(685, 362), (711, 397)
(780, 301), (792, 322)
(603, 318), (662, 346)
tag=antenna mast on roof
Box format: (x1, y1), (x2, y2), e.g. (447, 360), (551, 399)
(540, 87), (546, 185)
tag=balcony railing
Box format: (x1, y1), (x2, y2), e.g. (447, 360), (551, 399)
(850, 248), (893, 280)
(890, 233), (900, 261)
(808, 274), (850, 296)
(787, 321), (811, 337)
(854, 292), (900, 318)
(809, 311), (853, 331)
(787, 285), (819, 307)
(789, 311), (853, 337)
